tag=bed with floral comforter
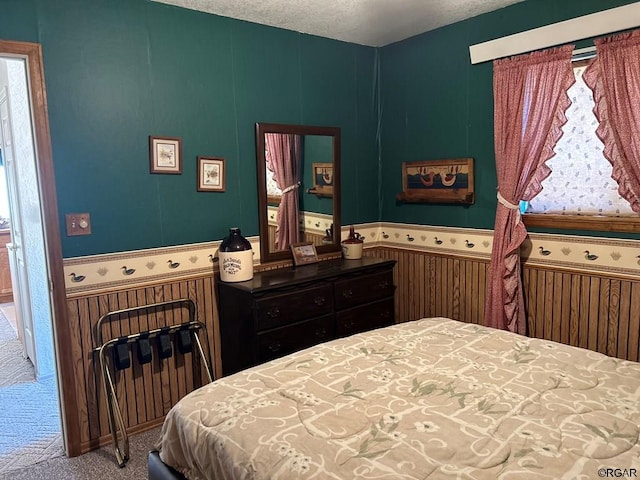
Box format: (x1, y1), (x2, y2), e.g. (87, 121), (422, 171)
(157, 317), (640, 479)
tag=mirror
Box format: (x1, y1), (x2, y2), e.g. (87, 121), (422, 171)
(256, 122), (341, 264)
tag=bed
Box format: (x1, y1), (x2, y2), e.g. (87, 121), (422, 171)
(151, 317), (640, 479)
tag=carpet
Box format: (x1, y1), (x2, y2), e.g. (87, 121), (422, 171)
(0, 307), (34, 388)
(3, 426), (162, 480)
(0, 307), (16, 343)
(0, 310), (64, 475)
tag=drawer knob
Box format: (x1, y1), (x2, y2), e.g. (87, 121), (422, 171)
(342, 289), (353, 299)
(377, 280), (389, 289)
(314, 296), (326, 306)
(268, 343), (281, 352)
(315, 329), (327, 338)
(266, 307), (281, 319)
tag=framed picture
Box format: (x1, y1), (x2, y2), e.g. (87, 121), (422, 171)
(197, 157), (226, 192)
(290, 242), (319, 266)
(396, 158), (474, 204)
(149, 136), (182, 174)
(308, 162), (333, 196)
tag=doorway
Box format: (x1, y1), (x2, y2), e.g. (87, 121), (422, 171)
(0, 59), (41, 371)
(0, 55), (64, 472)
(0, 40), (75, 459)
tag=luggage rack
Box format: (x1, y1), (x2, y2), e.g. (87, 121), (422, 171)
(93, 298), (213, 467)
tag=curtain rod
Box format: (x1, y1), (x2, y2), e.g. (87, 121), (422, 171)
(572, 46), (596, 62)
(469, 3), (640, 64)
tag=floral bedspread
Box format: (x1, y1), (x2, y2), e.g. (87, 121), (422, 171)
(158, 318), (640, 479)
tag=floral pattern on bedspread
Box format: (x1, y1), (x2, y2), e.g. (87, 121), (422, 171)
(158, 318), (640, 479)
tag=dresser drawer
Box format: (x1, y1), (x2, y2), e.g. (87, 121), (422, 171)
(334, 270), (394, 310)
(336, 298), (394, 337)
(257, 314), (334, 362)
(218, 258), (397, 375)
(255, 283), (333, 331)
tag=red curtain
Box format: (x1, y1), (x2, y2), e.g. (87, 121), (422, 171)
(265, 133), (302, 250)
(583, 29), (640, 213)
(485, 46), (575, 334)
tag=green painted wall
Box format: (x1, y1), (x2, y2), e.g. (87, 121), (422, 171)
(0, 0), (378, 257)
(2, 0), (639, 258)
(301, 135), (333, 215)
(379, 0), (640, 237)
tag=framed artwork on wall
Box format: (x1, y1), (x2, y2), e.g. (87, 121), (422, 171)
(396, 158), (475, 204)
(197, 157), (226, 192)
(307, 162), (333, 197)
(149, 136), (182, 174)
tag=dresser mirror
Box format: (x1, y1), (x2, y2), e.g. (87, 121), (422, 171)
(256, 122), (341, 263)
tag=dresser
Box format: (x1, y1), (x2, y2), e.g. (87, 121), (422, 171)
(217, 257), (396, 375)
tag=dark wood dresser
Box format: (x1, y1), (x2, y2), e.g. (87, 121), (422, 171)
(217, 257), (396, 375)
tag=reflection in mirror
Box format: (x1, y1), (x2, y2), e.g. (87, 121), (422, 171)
(256, 123), (341, 264)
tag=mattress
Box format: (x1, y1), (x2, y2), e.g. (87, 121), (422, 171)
(157, 317), (640, 479)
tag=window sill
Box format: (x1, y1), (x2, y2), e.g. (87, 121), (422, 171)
(523, 213), (640, 233)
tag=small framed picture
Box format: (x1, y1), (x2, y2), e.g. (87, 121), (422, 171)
(149, 136), (182, 174)
(290, 242), (319, 266)
(197, 157), (226, 192)
(310, 162), (333, 196)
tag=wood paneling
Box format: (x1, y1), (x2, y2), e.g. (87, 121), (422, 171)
(66, 275), (219, 454)
(371, 247), (639, 363)
(267, 224), (327, 251)
(370, 248), (488, 327)
(65, 246), (640, 456)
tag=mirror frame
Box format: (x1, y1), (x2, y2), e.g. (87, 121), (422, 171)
(256, 122), (341, 264)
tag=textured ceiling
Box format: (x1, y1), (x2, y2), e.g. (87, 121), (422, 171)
(153, 0), (525, 47)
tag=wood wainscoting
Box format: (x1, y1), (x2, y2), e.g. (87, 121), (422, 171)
(370, 246), (640, 362)
(65, 245), (640, 455)
(523, 267), (640, 362)
(66, 275), (221, 454)
(369, 247), (489, 326)
(267, 224), (327, 250)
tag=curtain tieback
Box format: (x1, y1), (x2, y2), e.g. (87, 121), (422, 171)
(282, 182), (300, 194)
(497, 191), (521, 225)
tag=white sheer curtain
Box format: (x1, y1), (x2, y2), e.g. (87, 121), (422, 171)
(528, 65), (635, 215)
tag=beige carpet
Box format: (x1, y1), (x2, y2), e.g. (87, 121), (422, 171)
(0, 307), (65, 475)
(0, 337), (35, 387)
(0, 303), (17, 334)
(0, 307), (163, 479)
(0, 304), (33, 388)
(1, 426), (162, 480)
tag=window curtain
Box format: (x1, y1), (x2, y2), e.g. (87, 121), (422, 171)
(265, 133), (302, 250)
(485, 46), (575, 334)
(583, 29), (640, 213)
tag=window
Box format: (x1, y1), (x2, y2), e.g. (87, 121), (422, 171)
(523, 60), (640, 233)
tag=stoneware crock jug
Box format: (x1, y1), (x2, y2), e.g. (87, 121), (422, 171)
(341, 225), (364, 260)
(219, 227), (254, 282)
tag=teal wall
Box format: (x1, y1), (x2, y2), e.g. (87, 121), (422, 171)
(0, 0), (378, 257)
(379, 0), (640, 235)
(301, 135), (333, 215)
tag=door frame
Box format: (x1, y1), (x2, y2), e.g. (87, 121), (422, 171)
(0, 40), (79, 456)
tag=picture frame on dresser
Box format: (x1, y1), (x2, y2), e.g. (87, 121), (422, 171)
(149, 136), (182, 174)
(290, 242), (318, 266)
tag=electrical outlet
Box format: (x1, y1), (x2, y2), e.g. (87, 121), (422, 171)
(66, 213), (92, 236)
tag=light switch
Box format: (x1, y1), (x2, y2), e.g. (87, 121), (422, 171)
(66, 213), (92, 236)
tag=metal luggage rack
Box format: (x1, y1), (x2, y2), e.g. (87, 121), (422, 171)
(93, 298), (214, 467)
